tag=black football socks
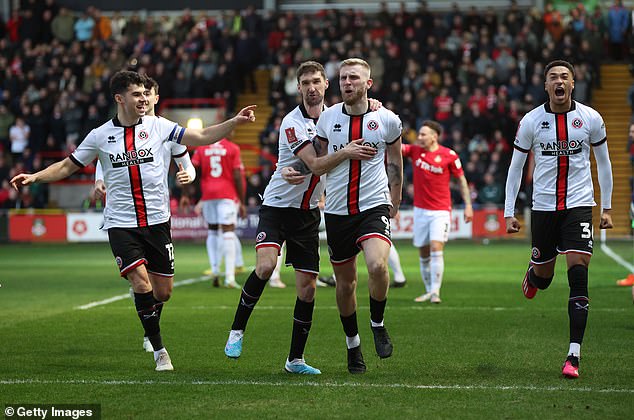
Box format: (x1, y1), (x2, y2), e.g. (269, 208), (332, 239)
(567, 265), (589, 344)
(134, 291), (164, 351)
(231, 270), (268, 331)
(289, 297), (315, 361)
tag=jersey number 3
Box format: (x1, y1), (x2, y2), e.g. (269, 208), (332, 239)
(580, 222), (592, 239)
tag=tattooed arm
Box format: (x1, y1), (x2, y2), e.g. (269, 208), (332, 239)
(386, 137), (403, 218)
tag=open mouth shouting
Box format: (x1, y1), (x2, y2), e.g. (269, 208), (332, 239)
(554, 86), (565, 98)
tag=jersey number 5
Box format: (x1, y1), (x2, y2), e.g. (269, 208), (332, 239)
(209, 156), (222, 178)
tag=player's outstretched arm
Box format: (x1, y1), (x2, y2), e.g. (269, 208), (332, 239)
(296, 137), (377, 177)
(181, 105), (257, 146)
(386, 137), (403, 218)
(11, 157), (81, 190)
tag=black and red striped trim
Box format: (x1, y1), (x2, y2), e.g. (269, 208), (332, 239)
(555, 113), (569, 211)
(120, 258), (147, 277)
(300, 175), (320, 210)
(124, 127), (148, 227)
(347, 116), (363, 214)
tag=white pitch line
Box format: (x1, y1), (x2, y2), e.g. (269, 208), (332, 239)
(75, 276), (210, 310)
(1, 378), (633, 394)
(187, 305), (629, 313)
(599, 229), (634, 273)
(78, 304), (631, 313)
(600, 243), (634, 273)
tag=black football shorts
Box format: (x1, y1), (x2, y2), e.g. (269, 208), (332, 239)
(530, 207), (593, 264)
(108, 221), (174, 277)
(325, 204), (392, 263)
(255, 205), (320, 273)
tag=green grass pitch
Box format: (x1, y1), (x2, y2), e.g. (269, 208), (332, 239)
(1, 239), (633, 419)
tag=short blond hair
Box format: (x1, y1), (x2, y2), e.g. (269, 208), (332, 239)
(340, 58), (371, 78)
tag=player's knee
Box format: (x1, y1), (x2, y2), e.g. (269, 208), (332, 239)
(255, 267), (274, 280)
(529, 270), (553, 290)
(153, 289), (172, 302)
(298, 284), (316, 302)
(429, 242), (444, 253)
(366, 259), (388, 280)
(568, 264), (589, 296)
(255, 262), (276, 280)
(336, 277), (357, 295)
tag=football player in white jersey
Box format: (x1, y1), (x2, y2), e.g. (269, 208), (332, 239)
(93, 76), (196, 202)
(312, 58), (403, 373)
(224, 61), (376, 375)
(11, 70), (257, 372)
(504, 60), (613, 379)
(92, 76), (195, 354)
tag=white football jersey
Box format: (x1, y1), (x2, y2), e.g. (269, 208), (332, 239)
(95, 140), (188, 181)
(315, 103), (402, 215)
(513, 101), (607, 211)
(71, 116), (186, 229)
(262, 104), (326, 209)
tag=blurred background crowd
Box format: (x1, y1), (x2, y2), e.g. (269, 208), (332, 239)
(0, 0), (632, 212)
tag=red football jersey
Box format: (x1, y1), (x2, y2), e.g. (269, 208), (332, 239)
(402, 143), (464, 211)
(192, 139), (244, 201)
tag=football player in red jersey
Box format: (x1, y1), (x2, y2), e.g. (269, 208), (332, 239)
(403, 120), (473, 304)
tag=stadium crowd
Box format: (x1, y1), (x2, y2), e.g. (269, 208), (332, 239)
(0, 0), (630, 210)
